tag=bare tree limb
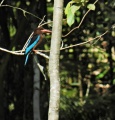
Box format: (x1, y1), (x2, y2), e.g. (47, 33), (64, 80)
(0, 47), (49, 59)
(61, 29), (109, 50)
(35, 51), (49, 59)
(0, 25), (110, 57)
(0, 4), (53, 29)
(0, 4), (43, 20)
(0, 47), (24, 55)
(0, 0), (4, 6)
(37, 28), (110, 52)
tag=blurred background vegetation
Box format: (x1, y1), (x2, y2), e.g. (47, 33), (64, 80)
(0, 0), (115, 120)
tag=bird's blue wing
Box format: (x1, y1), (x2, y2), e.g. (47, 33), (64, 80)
(25, 35), (40, 55)
(24, 35), (40, 66)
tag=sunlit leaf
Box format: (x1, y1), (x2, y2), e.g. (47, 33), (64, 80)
(76, 17), (80, 23)
(72, 0), (81, 3)
(71, 5), (80, 14)
(67, 9), (75, 26)
(66, 5), (80, 26)
(96, 69), (108, 79)
(73, 0), (89, 4)
(12, 46), (16, 51)
(65, 1), (75, 15)
(87, 4), (96, 10)
(65, 2), (70, 15)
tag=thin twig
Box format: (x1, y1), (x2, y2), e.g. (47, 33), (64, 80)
(39, 19), (66, 28)
(37, 28), (109, 52)
(34, 55), (47, 80)
(62, 0), (99, 37)
(0, 47), (24, 55)
(85, 79), (91, 97)
(12, 50), (25, 53)
(0, 27), (110, 58)
(1, 4), (43, 20)
(0, 4), (54, 28)
(40, 21), (52, 27)
(0, 47), (49, 59)
(0, 21), (113, 57)
(35, 51), (49, 59)
(61, 29), (109, 50)
(0, 0), (4, 6)
(60, 40), (64, 49)
(39, 15), (46, 26)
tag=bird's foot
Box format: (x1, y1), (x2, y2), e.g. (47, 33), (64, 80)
(33, 49), (38, 53)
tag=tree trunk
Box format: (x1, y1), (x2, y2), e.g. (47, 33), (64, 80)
(48, 0), (63, 120)
(33, 55), (41, 120)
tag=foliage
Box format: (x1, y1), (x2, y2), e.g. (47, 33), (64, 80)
(60, 94), (115, 120)
(64, 0), (95, 26)
(0, 0), (115, 120)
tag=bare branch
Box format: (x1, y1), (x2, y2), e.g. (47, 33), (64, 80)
(85, 79), (91, 97)
(0, 0), (4, 6)
(0, 47), (24, 55)
(34, 56), (47, 80)
(60, 40), (64, 49)
(0, 4), (53, 28)
(37, 28), (110, 52)
(39, 15), (46, 26)
(0, 4), (43, 20)
(40, 21), (53, 27)
(0, 24), (112, 62)
(61, 29), (109, 50)
(0, 47), (49, 59)
(35, 51), (49, 59)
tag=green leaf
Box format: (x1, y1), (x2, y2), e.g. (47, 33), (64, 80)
(66, 5), (80, 26)
(73, 0), (89, 4)
(67, 8), (75, 26)
(65, 2), (81, 26)
(12, 46), (16, 51)
(72, 0), (81, 3)
(96, 70), (108, 79)
(87, 4), (96, 10)
(65, 1), (76, 15)
(76, 17), (80, 23)
(71, 5), (80, 14)
(65, 2), (70, 15)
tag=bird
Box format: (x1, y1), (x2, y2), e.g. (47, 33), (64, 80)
(24, 27), (52, 65)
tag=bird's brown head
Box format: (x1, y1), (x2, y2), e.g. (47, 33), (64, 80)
(33, 27), (52, 35)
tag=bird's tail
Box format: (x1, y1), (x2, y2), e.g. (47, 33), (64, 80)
(24, 53), (30, 66)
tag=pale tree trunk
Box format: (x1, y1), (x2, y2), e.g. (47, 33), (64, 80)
(48, 0), (63, 120)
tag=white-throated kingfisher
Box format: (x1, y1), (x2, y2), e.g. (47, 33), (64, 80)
(24, 27), (51, 65)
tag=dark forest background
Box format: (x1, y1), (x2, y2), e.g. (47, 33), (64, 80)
(0, 0), (115, 120)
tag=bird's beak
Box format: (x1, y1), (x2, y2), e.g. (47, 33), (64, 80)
(41, 29), (52, 33)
